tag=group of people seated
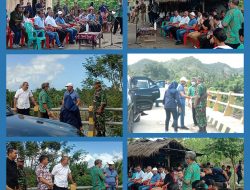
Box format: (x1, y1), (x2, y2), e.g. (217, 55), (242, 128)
(128, 152), (243, 190)
(7, 0), (117, 49)
(160, 0), (244, 49)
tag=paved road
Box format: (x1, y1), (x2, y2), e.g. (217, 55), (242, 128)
(133, 104), (219, 133)
(128, 22), (193, 49)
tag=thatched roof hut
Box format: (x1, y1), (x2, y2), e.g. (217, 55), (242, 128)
(128, 139), (202, 169)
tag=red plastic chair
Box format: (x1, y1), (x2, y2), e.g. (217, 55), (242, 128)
(6, 26), (14, 48)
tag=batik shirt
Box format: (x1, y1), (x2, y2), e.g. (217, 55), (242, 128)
(35, 164), (52, 190)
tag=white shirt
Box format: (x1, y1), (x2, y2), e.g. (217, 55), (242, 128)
(51, 163), (71, 188)
(45, 15), (58, 27)
(214, 45), (233, 49)
(179, 16), (190, 26)
(135, 170), (144, 179)
(142, 171), (153, 182)
(172, 15), (181, 23)
(14, 88), (33, 109)
(23, 16), (32, 23)
(160, 172), (166, 180)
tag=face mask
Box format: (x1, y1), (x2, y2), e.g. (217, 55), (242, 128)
(191, 82), (196, 86)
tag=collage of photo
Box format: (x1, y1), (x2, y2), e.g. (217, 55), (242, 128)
(4, 0), (245, 190)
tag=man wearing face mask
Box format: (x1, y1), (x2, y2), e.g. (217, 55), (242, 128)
(187, 78), (198, 127)
(177, 77), (190, 130)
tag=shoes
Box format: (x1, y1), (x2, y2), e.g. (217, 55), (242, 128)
(175, 41), (183, 45)
(13, 44), (21, 49)
(69, 41), (75, 44)
(141, 112), (148, 116)
(58, 45), (64, 49)
(181, 126), (189, 130)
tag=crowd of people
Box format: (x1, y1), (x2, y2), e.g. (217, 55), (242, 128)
(128, 151), (244, 190)
(13, 81), (107, 136)
(163, 76), (207, 133)
(7, 0), (123, 49)
(6, 148), (119, 190)
(129, 0), (244, 49)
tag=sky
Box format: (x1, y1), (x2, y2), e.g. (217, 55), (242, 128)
(66, 141), (122, 167)
(128, 54), (244, 68)
(7, 54), (111, 91)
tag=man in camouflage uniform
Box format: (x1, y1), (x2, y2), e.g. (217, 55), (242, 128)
(17, 158), (27, 190)
(93, 81), (107, 136)
(195, 77), (207, 133)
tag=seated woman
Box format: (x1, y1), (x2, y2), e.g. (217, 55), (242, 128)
(60, 95), (83, 132)
(212, 28), (233, 49)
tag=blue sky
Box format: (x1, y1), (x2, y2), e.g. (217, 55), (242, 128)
(66, 141), (122, 167)
(7, 54), (111, 91)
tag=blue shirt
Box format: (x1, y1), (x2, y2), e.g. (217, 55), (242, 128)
(150, 173), (160, 183)
(87, 14), (96, 22)
(177, 84), (185, 106)
(105, 168), (118, 185)
(55, 17), (66, 24)
(34, 16), (45, 28)
(64, 90), (80, 104)
(188, 18), (197, 27)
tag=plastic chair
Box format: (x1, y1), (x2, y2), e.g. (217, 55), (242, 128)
(24, 22), (46, 49)
(6, 26), (14, 48)
(160, 21), (168, 37)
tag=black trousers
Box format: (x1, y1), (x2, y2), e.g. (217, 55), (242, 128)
(56, 29), (67, 43)
(40, 111), (49, 119)
(17, 108), (30, 115)
(169, 26), (179, 40)
(53, 185), (68, 190)
(113, 17), (123, 34)
(192, 103), (198, 125)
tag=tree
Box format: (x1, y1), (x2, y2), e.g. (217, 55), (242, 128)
(82, 55), (123, 89)
(142, 64), (170, 80)
(203, 138), (244, 190)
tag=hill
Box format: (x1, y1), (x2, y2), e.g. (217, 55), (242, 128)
(128, 56), (243, 86)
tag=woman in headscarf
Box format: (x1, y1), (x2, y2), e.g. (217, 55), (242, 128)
(60, 95), (83, 132)
(163, 81), (181, 132)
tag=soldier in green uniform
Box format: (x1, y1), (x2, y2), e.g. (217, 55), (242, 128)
(17, 158), (27, 190)
(183, 151), (200, 190)
(38, 82), (53, 119)
(93, 81), (107, 137)
(90, 159), (106, 190)
(194, 77), (207, 133)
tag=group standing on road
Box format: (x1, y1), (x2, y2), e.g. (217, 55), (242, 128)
(163, 76), (208, 133)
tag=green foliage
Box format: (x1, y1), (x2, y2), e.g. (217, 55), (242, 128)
(82, 55), (123, 90)
(54, 0), (118, 11)
(129, 57), (244, 93)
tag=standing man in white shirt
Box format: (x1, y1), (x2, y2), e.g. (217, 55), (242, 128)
(51, 156), (76, 190)
(14, 82), (37, 115)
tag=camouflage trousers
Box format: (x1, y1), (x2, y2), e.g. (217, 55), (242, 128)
(195, 104), (207, 128)
(94, 112), (106, 136)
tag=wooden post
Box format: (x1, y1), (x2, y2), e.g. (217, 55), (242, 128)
(224, 92), (235, 116)
(207, 91), (212, 107)
(213, 91), (222, 111)
(88, 106), (95, 137)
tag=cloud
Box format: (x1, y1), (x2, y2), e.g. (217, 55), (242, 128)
(7, 55), (70, 90)
(84, 151), (123, 167)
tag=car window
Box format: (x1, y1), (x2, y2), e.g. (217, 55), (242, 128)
(136, 80), (149, 89)
(156, 81), (165, 88)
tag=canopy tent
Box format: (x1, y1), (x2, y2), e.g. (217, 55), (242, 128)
(128, 139), (203, 169)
